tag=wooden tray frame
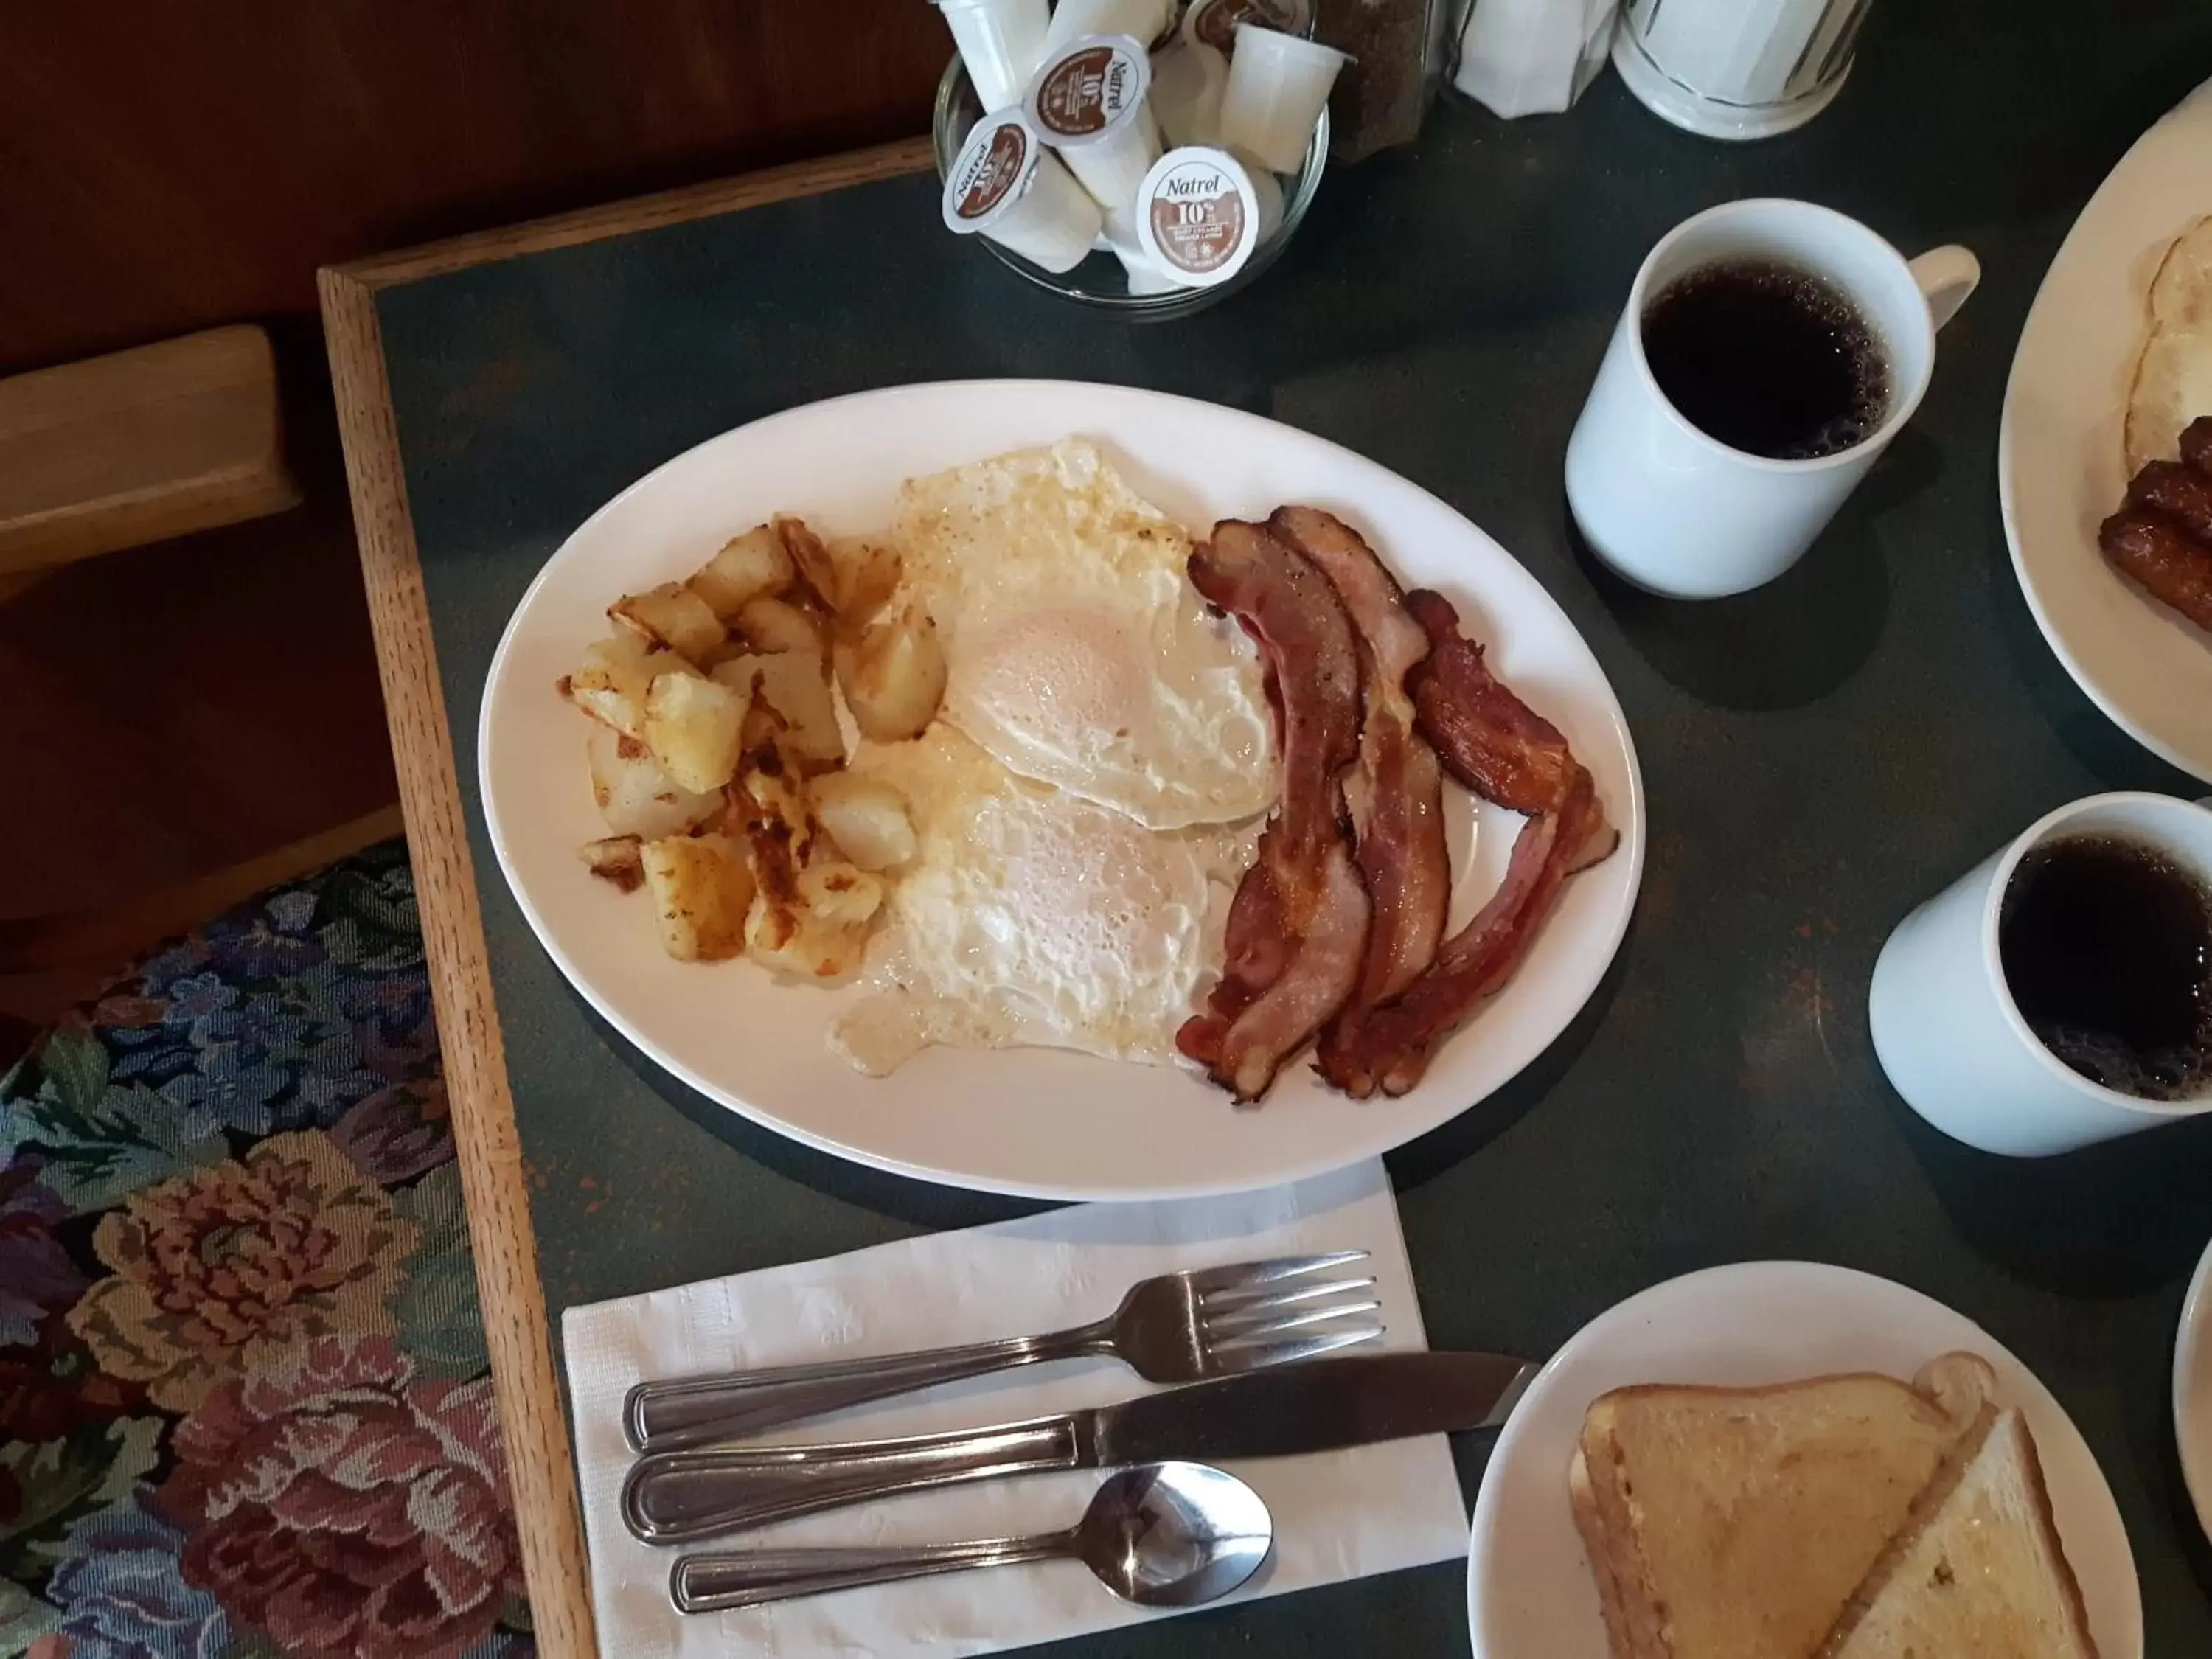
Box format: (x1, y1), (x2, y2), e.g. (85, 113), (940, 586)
(318, 135), (933, 1659)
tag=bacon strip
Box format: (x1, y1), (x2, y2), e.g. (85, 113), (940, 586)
(1334, 589), (1619, 1096)
(1405, 589), (1578, 815)
(1267, 508), (1450, 1096)
(1352, 763), (1607, 1096)
(1178, 520), (1370, 1102)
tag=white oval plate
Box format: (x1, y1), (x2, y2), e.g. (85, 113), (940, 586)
(1467, 1261), (2142, 1659)
(2000, 76), (2212, 782)
(2177, 1234), (2212, 1543)
(479, 380), (1644, 1200)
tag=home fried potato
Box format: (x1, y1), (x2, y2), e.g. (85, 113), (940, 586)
(610, 582), (726, 666)
(735, 594), (827, 658)
(687, 526), (793, 619)
(774, 516), (842, 611)
(586, 723), (720, 838)
(832, 538), (904, 628)
(641, 669), (748, 792)
(810, 773), (916, 872)
(561, 634), (684, 738)
(835, 602), (947, 742)
(712, 651), (842, 767)
(745, 859), (882, 980)
(578, 834), (644, 892)
(640, 833), (755, 961)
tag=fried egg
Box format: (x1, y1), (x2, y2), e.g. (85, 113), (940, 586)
(893, 438), (1277, 830)
(828, 727), (1254, 1075)
(2125, 214), (2212, 474)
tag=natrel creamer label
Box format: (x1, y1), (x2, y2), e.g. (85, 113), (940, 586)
(949, 119), (1032, 221)
(1143, 153), (1251, 280)
(1031, 38), (1147, 139)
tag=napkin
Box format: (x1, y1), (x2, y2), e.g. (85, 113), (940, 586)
(562, 1158), (1470, 1658)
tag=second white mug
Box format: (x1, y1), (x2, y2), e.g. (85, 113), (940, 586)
(1565, 198), (1978, 599)
(1868, 792), (2212, 1158)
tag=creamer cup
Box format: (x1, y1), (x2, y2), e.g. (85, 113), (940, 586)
(1024, 34), (1163, 227)
(933, 0), (1051, 111)
(941, 113), (1104, 274)
(1217, 19), (1347, 173)
(1183, 0), (1314, 54)
(1104, 212), (1191, 294)
(1042, 0), (1177, 52)
(1151, 41), (1230, 149)
(1135, 145), (1272, 289)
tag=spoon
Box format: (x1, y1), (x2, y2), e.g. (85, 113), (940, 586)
(669, 1461), (1273, 1614)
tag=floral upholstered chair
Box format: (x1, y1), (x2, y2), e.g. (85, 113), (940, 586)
(1, 843), (533, 1659)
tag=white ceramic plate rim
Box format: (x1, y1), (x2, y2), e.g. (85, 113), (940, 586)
(2176, 1233), (2212, 1542)
(1465, 1260), (2143, 1659)
(1999, 76), (2212, 783)
(477, 379), (1646, 1200)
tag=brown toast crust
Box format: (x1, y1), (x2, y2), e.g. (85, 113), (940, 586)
(1571, 1436), (1662, 1659)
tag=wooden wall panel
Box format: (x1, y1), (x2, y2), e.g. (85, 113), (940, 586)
(0, 1), (947, 374)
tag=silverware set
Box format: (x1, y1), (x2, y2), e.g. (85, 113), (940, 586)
(617, 1248), (1537, 1616)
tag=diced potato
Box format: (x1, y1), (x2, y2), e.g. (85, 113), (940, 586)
(773, 516), (841, 612)
(810, 773), (916, 872)
(579, 834), (644, 892)
(610, 582), (726, 666)
(641, 670), (748, 793)
(731, 706), (820, 872)
(835, 602), (947, 742)
(745, 860), (882, 980)
(640, 833), (755, 961)
(585, 723), (720, 838)
(734, 595), (827, 658)
(711, 651), (842, 768)
(827, 537), (903, 627)
(562, 634), (684, 738)
(687, 526), (792, 619)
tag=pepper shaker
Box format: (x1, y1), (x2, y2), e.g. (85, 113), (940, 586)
(1312, 0), (1454, 161)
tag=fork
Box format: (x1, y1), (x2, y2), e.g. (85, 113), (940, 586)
(623, 1250), (1382, 1450)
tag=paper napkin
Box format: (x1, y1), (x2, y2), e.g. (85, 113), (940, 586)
(561, 1158), (1469, 1657)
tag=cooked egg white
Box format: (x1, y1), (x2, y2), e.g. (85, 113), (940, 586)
(2126, 214), (2212, 474)
(893, 438), (1277, 831)
(828, 727), (1254, 1076)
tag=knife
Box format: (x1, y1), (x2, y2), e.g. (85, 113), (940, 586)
(620, 1349), (1535, 1544)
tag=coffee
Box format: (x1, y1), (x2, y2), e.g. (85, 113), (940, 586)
(1640, 258), (1891, 461)
(1998, 833), (2212, 1101)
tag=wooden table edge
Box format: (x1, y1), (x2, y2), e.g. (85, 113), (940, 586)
(315, 131), (933, 1659)
(333, 135), (934, 290)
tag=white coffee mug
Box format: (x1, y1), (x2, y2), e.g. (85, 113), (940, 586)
(1565, 199), (1978, 599)
(1868, 792), (2212, 1158)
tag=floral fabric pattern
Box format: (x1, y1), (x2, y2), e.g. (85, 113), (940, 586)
(0, 843), (535, 1659)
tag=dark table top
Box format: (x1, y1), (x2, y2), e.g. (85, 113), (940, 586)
(372, 3), (2212, 1649)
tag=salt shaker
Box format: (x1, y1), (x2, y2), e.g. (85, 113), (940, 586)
(1612, 0), (1874, 139)
(1452, 0), (1620, 118)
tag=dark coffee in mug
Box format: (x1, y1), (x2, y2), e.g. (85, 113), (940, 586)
(1998, 832), (2212, 1101)
(1639, 257), (1892, 462)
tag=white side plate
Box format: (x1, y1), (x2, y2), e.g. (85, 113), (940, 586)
(2177, 1235), (2212, 1544)
(2000, 77), (2212, 782)
(479, 380), (1644, 1200)
(1467, 1260), (2142, 1659)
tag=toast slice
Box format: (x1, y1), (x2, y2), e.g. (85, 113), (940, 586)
(1568, 1352), (1997, 1659)
(1821, 1407), (2098, 1659)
